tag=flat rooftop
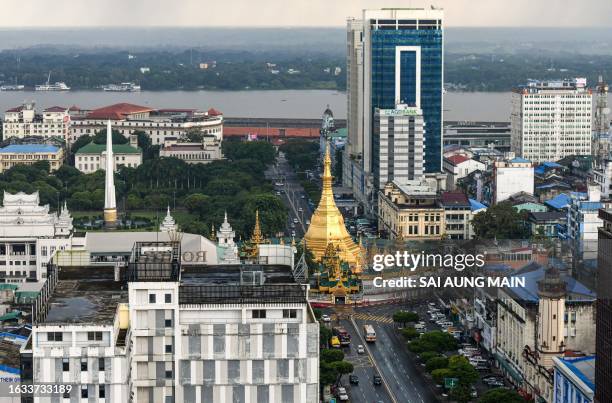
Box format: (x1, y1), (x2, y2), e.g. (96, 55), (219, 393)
(41, 266), (127, 325)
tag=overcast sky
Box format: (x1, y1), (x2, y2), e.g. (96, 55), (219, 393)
(2, 0), (611, 28)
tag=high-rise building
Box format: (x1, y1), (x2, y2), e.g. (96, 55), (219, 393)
(372, 104), (424, 189)
(510, 78), (592, 163)
(596, 208), (612, 403)
(344, 8), (444, 209)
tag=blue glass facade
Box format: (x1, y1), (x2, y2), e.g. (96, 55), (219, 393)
(370, 22), (443, 172)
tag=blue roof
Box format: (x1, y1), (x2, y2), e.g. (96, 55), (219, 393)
(536, 183), (571, 190)
(580, 201), (603, 211)
(558, 356), (595, 392)
(469, 199), (487, 212)
(508, 266), (595, 303)
(545, 193), (571, 210)
(510, 157), (531, 163)
(542, 161), (564, 169)
(534, 166), (546, 175)
(0, 144), (60, 153)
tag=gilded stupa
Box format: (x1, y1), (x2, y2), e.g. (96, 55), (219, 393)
(241, 210), (268, 259)
(304, 141), (362, 270)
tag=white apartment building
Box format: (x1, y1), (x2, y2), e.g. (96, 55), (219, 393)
(592, 158), (612, 198)
(0, 192), (73, 283)
(372, 105), (425, 190)
(69, 104), (223, 146)
(492, 157), (534, 204)
(22, 242), (319, 403)
(2, 103), (70, 141)
(510, 78), (592, 163)
(495, 266), (596, 403)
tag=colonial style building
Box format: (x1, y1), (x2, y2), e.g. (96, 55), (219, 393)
(0, 192), (73, 283)
(0, 144), (64, 173)
(2, 103), (70, 141)
(69, 103), (223, 146)
(378, 180), (444, 240)
(74, 136), (142, 173)
(495, 266), (596, 402)
(21, 242), (319, 403)
(159, 136), (223, 164)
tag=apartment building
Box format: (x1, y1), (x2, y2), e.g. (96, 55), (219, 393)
(21, 241), (319, 403)
(492, 158), (534, 204)
(510, 78), (592, 163)
(2, 103), (70, 141)
(0, 144), (64, 173)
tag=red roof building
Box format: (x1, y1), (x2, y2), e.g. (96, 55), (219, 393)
(445, 154), (471, 166)
(43, 106), (68, 113)
(85, 103), (154, 120)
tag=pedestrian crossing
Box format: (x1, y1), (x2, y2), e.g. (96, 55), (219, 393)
(352, 312), (394, 324)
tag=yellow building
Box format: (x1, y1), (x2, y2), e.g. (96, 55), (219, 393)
(304, 142), (362, 269)
(0, 144), (64, 173)
(378, 180), (445, 239)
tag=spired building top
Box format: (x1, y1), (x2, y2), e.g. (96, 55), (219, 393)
(304, 142), (362, 270)
(104, 120), (118, 227)
(0, 191), (72, 237)
(159, 206), (178, 232)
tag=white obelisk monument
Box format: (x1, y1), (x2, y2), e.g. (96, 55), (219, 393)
(103, 120), (118, 228)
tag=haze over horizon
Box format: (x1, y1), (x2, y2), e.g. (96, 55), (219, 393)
(2, 0), (612, 28)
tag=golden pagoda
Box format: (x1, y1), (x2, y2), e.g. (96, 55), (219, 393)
(304, 141), (362, 270)
(241, 210), (268, 259)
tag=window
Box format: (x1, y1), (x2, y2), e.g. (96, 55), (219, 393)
(165, 369), (173, 379)
(165, 319), (172, 328)
(81, 386), (88, 398)
(80, 358), (88, 371)
(62, 358), (69, 372)
(149, 294), (156, 303)
(165, 293), (172, 303)
(48, 332), (62, 342)
(283, 309), (297, 319)
(88, 331), (103, 341)
(99, 385), (105, 399)
(252, 309), (266, 319)
(165, 344), (172, 353)
(99, 358), (105, 371)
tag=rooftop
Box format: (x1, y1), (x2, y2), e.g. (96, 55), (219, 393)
(469, 198), (487, 212)
(85, 103), (154, 120)
(440, 191), (470, 207)
(555, 356), (595, 393)
(506, 265), (595, 303)
(545, 193), (572, 210)
(528, 211), (567, 222)
(43, 106), (68, 113)
(0, 144), (61, 154)
(445, 154), (471, 166)
(41, 266), (128, 325)
(75, 142), (141, 155)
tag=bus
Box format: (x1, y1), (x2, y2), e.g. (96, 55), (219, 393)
(332, 326), (351, 346)
(364, 324), (376, 342)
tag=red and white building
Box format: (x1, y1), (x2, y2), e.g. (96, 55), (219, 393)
(443, 154), (486, 190)
(68, 103), (224, 145)
(2, 103), (70, 141)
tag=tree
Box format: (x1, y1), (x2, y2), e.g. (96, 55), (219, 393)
(330, 360), (354, 383)
(321, 349), (344, 363)
(401, 327), (419, 340)
(418, 351), (440, 363)
(223, 140), (276, 165)
(450, 384), (473, 403)
(319, 325), (332, 348)
(425, 356), (449, 372)
(472, 201), (530, 239)
(479, 388), (523, 403)
(92, 129), (129, 145)
(448, 355), (479, 386)
(392, 310), (419, 327)
(431, 368), (454, 385)
(410, 331), (457, 353)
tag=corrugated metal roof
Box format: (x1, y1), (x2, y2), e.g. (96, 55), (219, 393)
(0, 144), (60, 154)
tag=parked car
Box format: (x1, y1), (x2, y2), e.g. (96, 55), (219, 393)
(331, 336), (341, 348)
(373, 374), (382, 385)
(349, 374), (359, 385)
(357, 344), (365, 354)
(321, 314), (331, 322)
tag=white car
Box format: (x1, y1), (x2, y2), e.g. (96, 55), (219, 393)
(357, 344), (365, 354)
(293, 218), (299, 224)
(321, 314), (331, 322)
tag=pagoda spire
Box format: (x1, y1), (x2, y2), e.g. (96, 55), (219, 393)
(251, 210), (265, 244)
(103, 120), (117, 228)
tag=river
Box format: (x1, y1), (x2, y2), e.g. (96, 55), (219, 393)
(0, 90), (516, 121)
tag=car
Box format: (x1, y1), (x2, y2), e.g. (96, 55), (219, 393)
(300, 195), (305, 199)
(373, 374), (382, 385)
(321, 314), (331, 322)
(338, 394), (349, 402)
(357, 344), (365, 354)
(298, 207), (303, 212)
(349, 374), (359, 385)
(275, 191), (281, 196)
(291, 231), (296, 237)
(293, 218), (298, 224)
(336, 387), (347, 395)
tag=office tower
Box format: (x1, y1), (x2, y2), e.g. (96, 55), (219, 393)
(596, 209), (612, 403)
(372, 104), (424, 189)
(344, 8), (444, 208)
(510, 78), (592, 164)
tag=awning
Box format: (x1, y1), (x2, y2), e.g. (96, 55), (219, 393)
(0, 311), (21, 322)
(494, 353), (523, 383)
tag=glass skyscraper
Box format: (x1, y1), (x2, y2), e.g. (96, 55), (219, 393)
(369, 15), (443, 173)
